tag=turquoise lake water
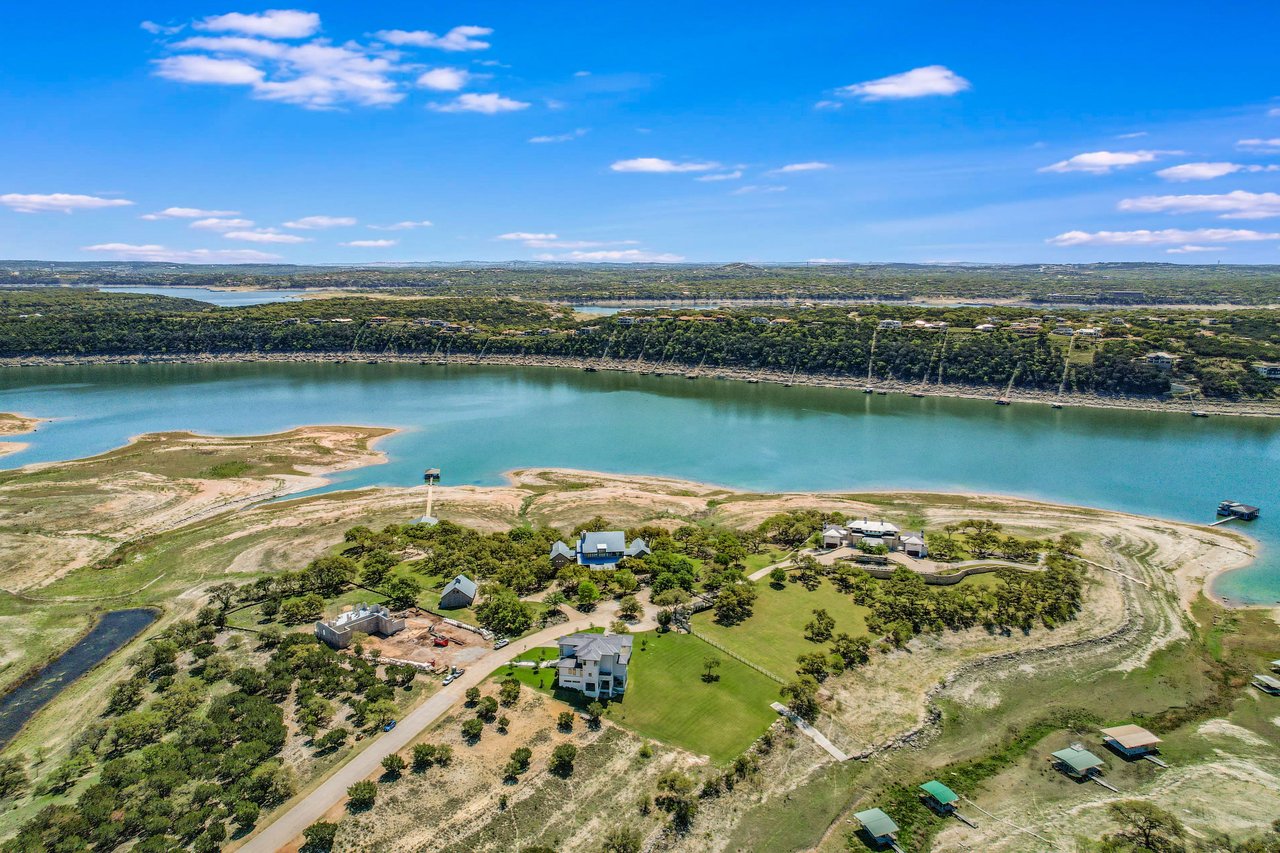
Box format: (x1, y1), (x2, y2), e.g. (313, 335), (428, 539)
(1, 362), (1275, 603)
(97, 286), (302, 306)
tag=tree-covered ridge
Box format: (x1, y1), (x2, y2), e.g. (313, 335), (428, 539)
(5, 261), (1280, 304)
(2, 289), (1277, 398)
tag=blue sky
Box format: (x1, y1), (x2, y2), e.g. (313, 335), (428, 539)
(2, 1), (1279, 265)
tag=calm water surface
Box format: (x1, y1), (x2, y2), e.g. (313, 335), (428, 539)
(0, 609), (157, 747)
(97, 286), (301, 306)
(1, 362), (1275, 602)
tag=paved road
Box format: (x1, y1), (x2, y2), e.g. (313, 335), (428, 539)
(237, 609), (610, 852)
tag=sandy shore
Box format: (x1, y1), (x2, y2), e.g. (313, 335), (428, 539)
(0, 413), (41, 458)
(3, 352), (1278, 418)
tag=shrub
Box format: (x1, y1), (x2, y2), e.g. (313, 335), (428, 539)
(346, 780), (377, 811)
(462, 719), (484, 741)
(549, 743), (578, 777)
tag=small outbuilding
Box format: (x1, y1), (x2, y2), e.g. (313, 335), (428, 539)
(1270, 659), (1280, 673)
(1051, 745), (1106, 780)
(439, 574), (477, 609)
(1253, 674), (1280, 695)
(1101, 724), (1162, 759)
(919, 780), (959, 813)
(853, 808), (901, 849)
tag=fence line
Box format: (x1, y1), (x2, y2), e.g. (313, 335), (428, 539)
(689, 628), (784, 684)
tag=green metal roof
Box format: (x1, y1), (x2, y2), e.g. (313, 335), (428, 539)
(919, 780), (959, 804)
(1051, 746), (1104, 774)
(854, 808), (899, 838)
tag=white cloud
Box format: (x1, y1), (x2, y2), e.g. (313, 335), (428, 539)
(1155, 162), (1279, 181)
(1, 193), (134, 214)
(194, 10), (320, 39)
(574, 70), (591, 77)
(807, 258), (850, 264)
(1039, 150), (1174, 174)
(429, 93), (529, 113)
(82, 243), (282, 262)
(534, 249), (684, 263)
(1166, 245), (1223, 254)
(156, 29), (404, 108)
(696, 170), (744, 182)
(498, 232), (558, 241)
(225, 229), (310, 243)
(771, 161), (831, 174)
(1118, 191), (1280, 220)
(154, 54), (266, 86)
(190, 217), (255, 231)
(1047, 228), (1280, 247)
(141, 206), (239, 220)
(1115, 131), (1149, 139)
(814, 100), (843, 110)
(1267, 108), (1280, 118)
(529, 128), (588, 143)
(417, 67), (471, 91)
(732, 185), (787, 195)
(283, 215), (357, 229)
(1238, 138), (1280, 150)
(610, 158), (719, 174)
(374, 26), (492, 51)
(341, 239), (397, 247)
(368, 220), (432, 230)
(837, 65), (970, 101)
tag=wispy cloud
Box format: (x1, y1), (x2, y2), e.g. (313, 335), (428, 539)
(189, 217), (254, 231)
(1166, 244), (1223, 254)
(1118, 191), (1280, 220)
(1115, 131), (1149, 139)
(534, 249), (684, 263)
(1, 193), (134, 213)
(1238, 138), (1280, 150)
(283, 215), (357, 229)
(837, 65), (970, 101)
(429, 93), (530, 114)
(225, 229), (310, 243)
(82, 242), (282, 262)
(1039, 150), (1176, 174)
(529, 128), (588, 143)
(368, 220), (433, 231)
(195, 10), (320, 39)
(696, 170), (744, 182)
(1155, 162), (1278, 181)
(374, 26), (492, 51)
(141, 206), (239, 220)
(1047, 228), (1280, 246)
(732, 185), (787, 195)
(341, 239), (397, 247)
(770, 161), (831, 174)
(610, 158), (719, 173)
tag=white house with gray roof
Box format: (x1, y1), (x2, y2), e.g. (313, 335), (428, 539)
(556, 632), (633, 698)
(550, 530), (650, 570)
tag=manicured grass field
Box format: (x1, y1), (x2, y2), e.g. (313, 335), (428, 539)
(609, 630), (779, 763)
(692, 577), (871, 678)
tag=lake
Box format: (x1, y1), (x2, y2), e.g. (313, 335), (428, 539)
(0, 609), (157, 747)
(1, 362), (1276, 603)
(97, 286), (302, 306)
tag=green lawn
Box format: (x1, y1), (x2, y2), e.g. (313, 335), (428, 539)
(495, 631), (779, 763)
(693, 578), (871, 678)
(610, 631), (779, 763)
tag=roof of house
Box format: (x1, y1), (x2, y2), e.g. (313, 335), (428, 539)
(853, 808), (899, 837)
(551, 541), (575, 559)
(1270, 659), (1280, 667)
(1255, 674), (1280, 689)
(1052, 746), (1105, 774)
(919, 780), (958, 805)
(558, 632), (634, 665)
(1100, 724), (1161, 750)
(850, 519), (899, 535)
(441, 574), (477, 601)
(578, 530), (628, 553)
(901, 534), (926, 546)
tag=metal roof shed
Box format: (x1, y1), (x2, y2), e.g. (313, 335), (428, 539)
(1052, 746), (1105, 776)
(1100, 724), (1161, 756)
(853, 808), (899, 840)
(919, 780), (959, 806)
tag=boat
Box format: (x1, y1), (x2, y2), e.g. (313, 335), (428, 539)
(1191, 410), (1209, 418)
(1051, 403), (1063, 409)
(995, 398), (1011, 406)
(863, 387), (874, 394)
(583, 366), (598, 372)
(911, 392), (926, 398)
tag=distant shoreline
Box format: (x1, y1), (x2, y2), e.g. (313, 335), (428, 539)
(2, 351), (1279, 418)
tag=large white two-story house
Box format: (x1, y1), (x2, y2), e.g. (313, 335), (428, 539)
(550, 530), (651, 570)
(821, 518), (928, 558)
(555, 632), (633, 699)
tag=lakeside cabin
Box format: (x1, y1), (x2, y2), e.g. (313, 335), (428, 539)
(1218, 501), (1260, 521)
(853, 808), (902, 851)
(550, 530), (651, 570)
(919, 780), (959, 813)
(1101, 724), (1163, 761)
(1051, 745), (1107, 781)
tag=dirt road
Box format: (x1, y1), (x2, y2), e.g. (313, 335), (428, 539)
(235, 606), (614, 853)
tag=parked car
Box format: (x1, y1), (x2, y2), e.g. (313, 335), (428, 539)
(494, 638), (509, 649)
(382, 720), (397, 732)
(442, 673), (457, 686)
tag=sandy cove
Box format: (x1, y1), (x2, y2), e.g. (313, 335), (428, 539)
(2, 352), (1279, 418)
(0, 412), (41, 458)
